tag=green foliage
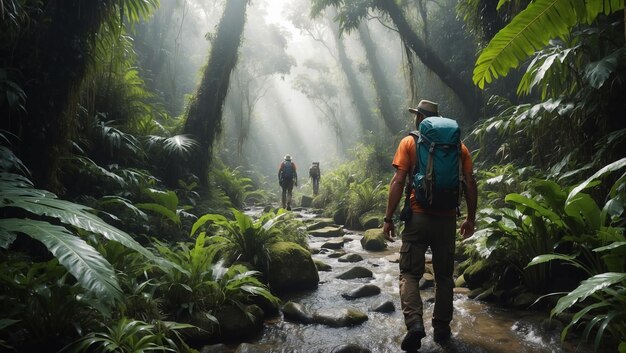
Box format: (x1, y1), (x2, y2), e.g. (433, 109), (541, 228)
(0, 172), (157, 307)
(136, 187), (188, 226)
(0, 258), (99, 350)
(152, 231), (278, 322)
(210, 164), (267, 208)
(346, 179), (387, 227)
(0, 218), (123, 304)
(313, 143), (390, 228)
(467, 159), (626, 349)
(194, 209), (288, 271)
(68, 317), (194, 353)
(473, 0), (624, 88)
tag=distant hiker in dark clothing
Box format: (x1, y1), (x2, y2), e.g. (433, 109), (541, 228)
(309, 162), (321, 195)
(278, 154), (297, 210)
(383, 100), (478, 352)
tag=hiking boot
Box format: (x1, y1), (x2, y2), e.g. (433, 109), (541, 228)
(401, 321), (425, 352)
(433, 326), (451, 344)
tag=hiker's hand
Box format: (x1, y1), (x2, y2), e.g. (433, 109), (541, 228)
(460, 219), (475, 239)
(383, 221), (395, 242)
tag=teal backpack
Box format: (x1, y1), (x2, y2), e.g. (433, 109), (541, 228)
(408, 116), (462, 211)
(282, 161), (294, 181)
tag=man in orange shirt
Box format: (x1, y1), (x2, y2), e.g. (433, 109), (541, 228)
(383, 100), (477, 352)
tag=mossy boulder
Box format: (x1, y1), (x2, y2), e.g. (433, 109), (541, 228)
(360, 228), (387, 251)
(333, 208), (348, 226)
(359, 212), (381, 230)
(461, 259), (491, 289)
(310, 226), (344, 237)
(214, 305), (264, 341)
(267, 241), (319, 293)
(336, 266), (373, 280)
(306, 218), (336, 231)
(313, 308), (368, 327)
(314, 259), (332, 271)
(301, 195), (313, 207)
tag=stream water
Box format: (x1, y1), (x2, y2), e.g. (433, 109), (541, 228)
(229, 208), (596, 353)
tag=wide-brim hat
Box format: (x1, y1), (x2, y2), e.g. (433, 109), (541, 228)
(408, 99), (438, 116)
(284, 154), (292, 161)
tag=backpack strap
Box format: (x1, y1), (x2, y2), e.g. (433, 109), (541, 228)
(407, 132), (420, 197)
(457, 141), (464, 216)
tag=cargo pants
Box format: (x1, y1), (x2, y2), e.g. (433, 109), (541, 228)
(399, 212), (456, 331)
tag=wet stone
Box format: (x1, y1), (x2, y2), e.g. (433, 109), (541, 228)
(313, 308), (368, 327)
(336, 266), (373, 280)
(235, 343), (269, 353)
(305, 217), (336, 230)
(453, 287), (471, 295)
(328, 250), (347, 258)
(419, 273), (435, 289)
(310, 226), (344, 237)
(371, 300), (395, 313)
(315, 260), (332, 272)
(200, 344), (229, 353)
(341, 284), (381, 299)
(322, 239), (344, 249)
(282, 301), (314, 324)
(338, 253), (363, 263)
(385, 253), (400, 263)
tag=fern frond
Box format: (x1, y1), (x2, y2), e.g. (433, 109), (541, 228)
(473, 0), (624, 88)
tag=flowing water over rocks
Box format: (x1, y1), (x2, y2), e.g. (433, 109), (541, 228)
(213, 208), (595, 353)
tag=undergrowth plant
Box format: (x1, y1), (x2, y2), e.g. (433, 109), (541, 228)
(465, 158), (626, 351)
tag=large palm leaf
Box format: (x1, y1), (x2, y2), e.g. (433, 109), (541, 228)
(0, 172), (159, 306)
(473, 0), (624, 88)
(0, 219), (122, 305)
(1, 173), (154, 260)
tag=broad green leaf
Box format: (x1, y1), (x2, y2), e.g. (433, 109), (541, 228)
(136, 203), (181, 225)
(0, 319), (19, 330)
(1, 173), (155, 261)
(0, 218), (122, 305)
(98, 196), (148, 220)
(473, 0), (624, 88)
(564, 193), (601, 230)
(594, 242), (626, 252)
(505, 193), (562, 223)
(567, 158), (626, 204)
(0, 230), (17, 249)
(142, 188), (179, 211)
(527, 253), (576, 267)
(583, 48), (624, 88)
(552, 272), (626, 315)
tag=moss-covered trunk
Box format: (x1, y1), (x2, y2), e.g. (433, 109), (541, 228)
(183, 0), (249, 186)
(377, 0), (480, 120)
(358, 23), (402, 134)
(0, 2), (114, 190)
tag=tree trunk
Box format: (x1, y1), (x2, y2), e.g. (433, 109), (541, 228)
(327, 16), (378, 133)
(0, 2), (114, 191)
(377, 0), (480, 120)
(358, 23), (402, 133)
(183, 0), (249, 186)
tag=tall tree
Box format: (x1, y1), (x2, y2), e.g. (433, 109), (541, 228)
(311, 0), (481, 120)
(225, 19), (294, 164)
(0, 0), (157, 190)
(288, 2), (377, 134)
(183, 0), (250, 186)
(357, 23), (401, 133)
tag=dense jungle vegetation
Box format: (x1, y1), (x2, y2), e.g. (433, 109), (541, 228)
(0, 0), (625, 352)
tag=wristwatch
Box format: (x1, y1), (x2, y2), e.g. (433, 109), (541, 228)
(383, 217), (393, 223)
